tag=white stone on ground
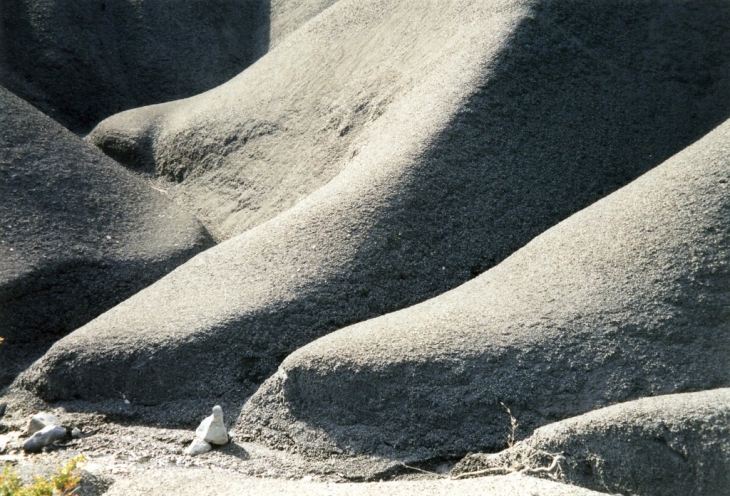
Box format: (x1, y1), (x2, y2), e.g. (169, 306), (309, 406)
(185, 438), (212, 456)
(195, 405), (228, 445)
(26, 412), (59, 435)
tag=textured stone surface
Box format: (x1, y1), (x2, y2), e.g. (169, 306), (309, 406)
(16, 0), (730, 417)
(0, 0), (267, 132)
(186, 438), (213, 456)
(454, 389), (730, 496)
(88, 0), (730, 241)
(0, 87), (213, 387)
(195, 406), (228, 446)
(0, 0), (340, 133)
(23, 424), (66, 453)
(25, 412), (58, 435)
(237, 118), (730, 461)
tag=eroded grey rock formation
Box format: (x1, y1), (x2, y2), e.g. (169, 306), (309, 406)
(0, 0), (343, 133)
(454, 389), (730, 496)
(0, 87), (213, 387)
(237, 117), (730, 462)
(0, 0), (270, 132)
(16, 0), (730, 417)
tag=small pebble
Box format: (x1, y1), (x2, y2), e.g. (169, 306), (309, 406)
(26, 412), (59, 435)
(185, 438), (212, 456)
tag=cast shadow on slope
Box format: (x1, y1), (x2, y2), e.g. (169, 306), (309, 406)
(14, 0), (730, 428)
(0, 0), (271, 132)
(0, 255), (210, 391)
(342, 0), (730, 318)
(241, 0), (730, 457)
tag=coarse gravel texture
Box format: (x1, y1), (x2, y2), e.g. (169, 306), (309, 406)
(14, 0), (730, 423)
(237, 117), (730, 462)
(453, 388), (730, 496)
(0, 87), (213, 388)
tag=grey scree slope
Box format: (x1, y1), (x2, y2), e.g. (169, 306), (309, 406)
(0, 87), (213, 386)
(16, 0), (730, 416)
(0, 0), (323, 133)
(88, 0), (730, 242)
(454, 388), (730, 496)
(237, 118), (730, 462)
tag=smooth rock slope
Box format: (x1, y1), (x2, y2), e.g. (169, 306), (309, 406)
(88, 0), (730, 241)
(237, 117), (730, 461)
(16, 0), (730, 414)
(454, 388), (730, 496)
(0, 87), (212, 386)
(0, 0), (270, 132)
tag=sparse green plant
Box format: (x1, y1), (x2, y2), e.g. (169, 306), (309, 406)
(0, 455), (85, 496)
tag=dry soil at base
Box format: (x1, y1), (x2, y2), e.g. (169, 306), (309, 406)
(103, 470), (602, 496)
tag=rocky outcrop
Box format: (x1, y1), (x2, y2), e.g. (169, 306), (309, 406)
(16, 0), (730, 415)
(0, 87), (212, 386)
(454, 389), (730, 496)
(87, 0), (730, 241)
(236, 117), (730, 462)
(0, 0), (344, 133)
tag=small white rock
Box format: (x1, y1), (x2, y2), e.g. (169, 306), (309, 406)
(185, 438), (212, 456)
(23, 425), (66, 453)
(195, 405), (228, 445)
(26, 412), (59, 435)
(71, 428), (82, 439)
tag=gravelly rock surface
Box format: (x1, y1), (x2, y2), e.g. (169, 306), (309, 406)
(0, 87), (213, 387)
(236, 117), (730, 462)
(454, 388), (730, 496)
(88, 0), (730, 241)
(14, 0), (730, 420)
(0, 2), (728, 494)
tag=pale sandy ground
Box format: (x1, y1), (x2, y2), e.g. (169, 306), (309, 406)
(104, 470), (604, 496)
